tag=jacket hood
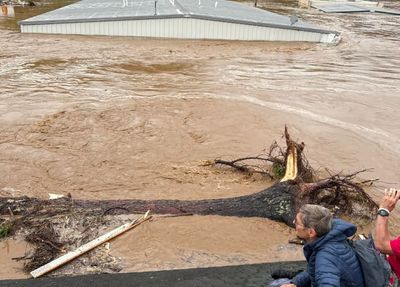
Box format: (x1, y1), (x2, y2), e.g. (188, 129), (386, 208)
(303, 218), (356, 258)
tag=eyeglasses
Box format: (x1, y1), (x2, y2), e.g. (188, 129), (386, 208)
(293, 217), (306, 228)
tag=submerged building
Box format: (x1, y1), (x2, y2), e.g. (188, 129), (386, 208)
(19, 0), (339, 43)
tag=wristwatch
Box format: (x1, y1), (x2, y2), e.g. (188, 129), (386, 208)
(377, 208), (390, 217)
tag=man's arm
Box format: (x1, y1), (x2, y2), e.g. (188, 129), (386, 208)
(375, 188), (400, 255)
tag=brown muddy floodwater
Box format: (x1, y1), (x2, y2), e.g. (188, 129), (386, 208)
(0, 0), (399, 279)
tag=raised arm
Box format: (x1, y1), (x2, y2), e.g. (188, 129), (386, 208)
(375, 188), (400, 254)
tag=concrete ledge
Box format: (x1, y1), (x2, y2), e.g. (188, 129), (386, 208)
(0, 261), (306, 287)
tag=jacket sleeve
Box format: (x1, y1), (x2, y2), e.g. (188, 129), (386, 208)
(290, 271), (311, 287)
(314, 250), (341, 287)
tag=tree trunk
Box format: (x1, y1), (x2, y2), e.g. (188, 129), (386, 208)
(0, 179), (376, 228)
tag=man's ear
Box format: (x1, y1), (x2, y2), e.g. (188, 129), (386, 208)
(308, 228), (317, 239)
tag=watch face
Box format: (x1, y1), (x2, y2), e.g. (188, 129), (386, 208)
(378, 209), (390, 217)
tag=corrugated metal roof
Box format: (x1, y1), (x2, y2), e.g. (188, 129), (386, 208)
(20, 0), (338, 35)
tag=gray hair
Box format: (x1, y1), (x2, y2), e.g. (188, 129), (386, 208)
(299, 204), (333, 237)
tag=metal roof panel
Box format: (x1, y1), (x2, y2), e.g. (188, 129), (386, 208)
(20, 0), (337, 35)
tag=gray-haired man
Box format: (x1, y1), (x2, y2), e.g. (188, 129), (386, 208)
(281, 204), (364, 287)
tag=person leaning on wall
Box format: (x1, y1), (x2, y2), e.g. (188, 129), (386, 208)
(280, 204), (364, 287)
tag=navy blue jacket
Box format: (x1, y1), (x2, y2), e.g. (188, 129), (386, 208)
(291, 219), (364, 287)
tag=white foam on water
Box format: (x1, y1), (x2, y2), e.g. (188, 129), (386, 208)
(200, 93), (400, 156)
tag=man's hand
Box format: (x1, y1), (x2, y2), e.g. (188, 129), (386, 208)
(380, 188), (400, 212)
(280, 284), (296, 287)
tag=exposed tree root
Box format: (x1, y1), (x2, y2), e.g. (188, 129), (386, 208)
(23, 221), (63, 272)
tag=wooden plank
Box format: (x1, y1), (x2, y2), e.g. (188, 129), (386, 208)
(30, 211), (151, 278)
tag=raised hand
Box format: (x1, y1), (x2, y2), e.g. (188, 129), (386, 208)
(380, 188), (400, 212)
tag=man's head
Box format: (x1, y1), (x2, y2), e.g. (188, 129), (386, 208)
(294, 204), (333, 242)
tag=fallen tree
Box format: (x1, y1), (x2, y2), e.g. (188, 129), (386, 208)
(0, 127), (380, 274)
(0, 127), (378, 228)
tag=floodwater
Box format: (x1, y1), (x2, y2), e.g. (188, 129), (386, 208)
(0, 0), (399, 279)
